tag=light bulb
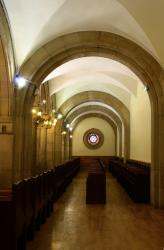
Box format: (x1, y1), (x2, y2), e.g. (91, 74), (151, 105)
(44, 120), (48, 125)
(37, 111), (42, 116)
(52, 119), (57, 126)
(57, 113), (63, 119)
(31, 108), (37, 114)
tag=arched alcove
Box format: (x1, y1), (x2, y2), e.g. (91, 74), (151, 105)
(70, 113), (117, 157)
(58, 91), (129, 155)
(62, 104), (122, 157)
(72, 116), (115, 157)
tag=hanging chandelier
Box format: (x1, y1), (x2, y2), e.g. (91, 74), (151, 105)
(31, 102), (63, 129)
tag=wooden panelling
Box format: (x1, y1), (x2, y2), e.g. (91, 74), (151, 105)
(0, 158), (80, 250)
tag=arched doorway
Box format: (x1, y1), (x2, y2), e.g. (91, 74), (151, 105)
(17, 31), (164, 208)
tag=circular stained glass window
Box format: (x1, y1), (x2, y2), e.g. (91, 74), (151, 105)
(83, 128), (104, 149)
(88, 133), (99, 145)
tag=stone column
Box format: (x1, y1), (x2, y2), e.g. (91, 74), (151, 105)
(35, 126), (47, 173)
(0, 119), (13, 189)
(23, 110), (35, 178)
(151, 94), (164, 208)
(65, 132), (70, 161)
(46, 127), (55, 169)
(61, 131), (66, 163)
(54, 120), (62, 166)
(35, 126), (41, 175)
(69, 135), (72, 159)
(0, 38), (14, 190)
(39, 127), (47, 171)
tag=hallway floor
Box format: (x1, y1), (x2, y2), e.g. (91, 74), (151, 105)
(27, 169), (164, 250)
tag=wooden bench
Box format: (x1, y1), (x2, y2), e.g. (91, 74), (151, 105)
(109, 157), (150, 202)
(86, 160), (106, 204)
(0, 157), (80, 250)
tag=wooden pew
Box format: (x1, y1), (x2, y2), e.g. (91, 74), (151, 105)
(0, 158), (80, 250)
(24, 178), (35, 240)
(86, 160), (106, 204)
(109, 157), (150, 202)
(13, 181), (26, 249)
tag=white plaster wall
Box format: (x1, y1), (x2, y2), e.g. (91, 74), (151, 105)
(72, 117), (115, 156)
(130, 83), (151, 162)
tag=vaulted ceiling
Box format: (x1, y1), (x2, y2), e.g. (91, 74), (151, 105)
(4, 0), (164, 68)
(46, 56), (140, 109)
(3, 0), (154, 122)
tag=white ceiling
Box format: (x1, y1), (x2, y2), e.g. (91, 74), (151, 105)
(3, 0), (164, 67)
(46, 57), (140, 109)
(56, 81), (131, 110)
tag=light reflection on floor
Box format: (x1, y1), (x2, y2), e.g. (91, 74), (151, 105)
(27, 169), (164, 250)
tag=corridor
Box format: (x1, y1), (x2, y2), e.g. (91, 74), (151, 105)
(27, 169), (164, 250)
(1, 2), (164, 250)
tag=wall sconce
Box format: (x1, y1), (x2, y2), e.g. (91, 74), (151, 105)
(14, 74), (27, 89)
(14, 73), (37, 90)
(144, 85), (149, 91)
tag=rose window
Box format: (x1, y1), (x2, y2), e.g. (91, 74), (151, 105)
(83, 128), (104, 149)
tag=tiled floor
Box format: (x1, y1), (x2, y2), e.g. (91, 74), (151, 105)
(27, 169), (164, 250)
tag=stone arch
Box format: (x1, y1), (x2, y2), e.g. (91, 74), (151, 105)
(58, 91), (129, 158)
(0, 2), (15, 81)
(0, 3), (15, 192)
(70, 113), (118, 156)
(72, 112), (117, 134)
(18, 31), (164, 207)
(55, 102), (123, 164)
(0, 2), (15, 118)
(65, 105), (122, 156)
